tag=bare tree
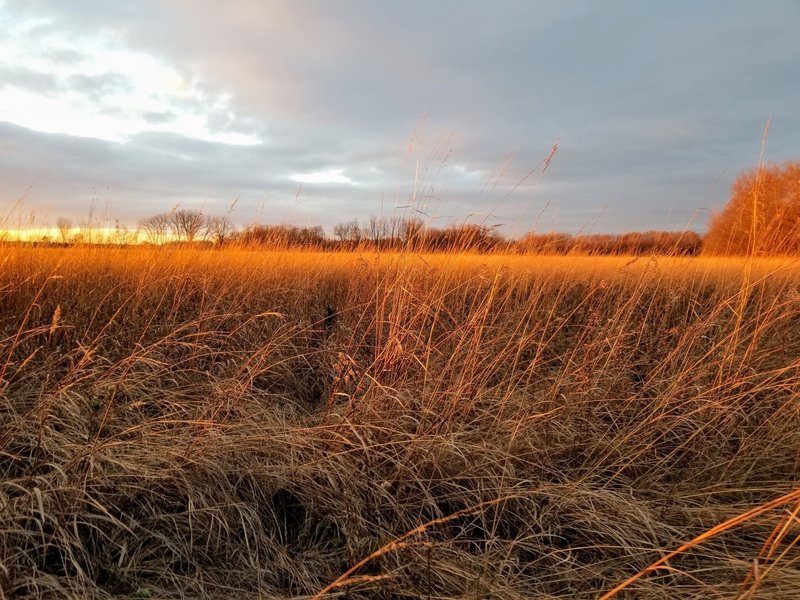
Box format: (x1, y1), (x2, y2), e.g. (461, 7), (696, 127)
(368, 215), (381, 246)
(348, 219), (362, 244)
(207, 215), (237, 246)
(139, 213), (170, 244)
(169, 209), (206, 243)
(55, 217), (73, 243)
(333, 221), (350, 243)
(332, 219), (361, 247)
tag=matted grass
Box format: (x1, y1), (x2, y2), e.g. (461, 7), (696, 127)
(1, 245), (799, 598)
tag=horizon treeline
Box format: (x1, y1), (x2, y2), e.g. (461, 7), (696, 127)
(45, 209), (704, 256)
(14, 158), (800, 256)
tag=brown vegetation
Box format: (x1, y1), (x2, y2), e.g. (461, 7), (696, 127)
(1, 244), (799, 599)
(704, 160), (800, 256)
(129, 209), (704, 255)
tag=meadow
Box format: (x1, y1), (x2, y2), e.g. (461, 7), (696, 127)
(1, 244), (799, 599)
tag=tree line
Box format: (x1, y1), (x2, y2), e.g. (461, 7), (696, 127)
(43, 159), (798, 256)
(37, 210), (717, 256)
(138, 210), (236, 245)
(131, 211), (704, 255)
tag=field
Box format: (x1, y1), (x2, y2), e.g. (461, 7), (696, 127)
(1, 244), (799, 599)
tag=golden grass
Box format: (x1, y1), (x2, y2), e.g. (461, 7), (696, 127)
(1, 243), (799, 599)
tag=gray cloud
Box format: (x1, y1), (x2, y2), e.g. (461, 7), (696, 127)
(0, 65), (61, 95)
(141, 110), (177, 125)
(2, 0), (800, 233)
(66, 72), (132, 102)
(39, 46), (88, 64)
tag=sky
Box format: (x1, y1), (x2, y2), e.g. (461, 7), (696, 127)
(0, 1), (798, 235)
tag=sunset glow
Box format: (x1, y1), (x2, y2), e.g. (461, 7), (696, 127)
(2, 3), (799, 598)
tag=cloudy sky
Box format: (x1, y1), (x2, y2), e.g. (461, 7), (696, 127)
(1, 1), (798, 235)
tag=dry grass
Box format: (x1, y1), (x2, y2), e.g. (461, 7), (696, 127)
(1, 244), (799, 599)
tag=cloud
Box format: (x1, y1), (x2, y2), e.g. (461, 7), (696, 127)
(0, 65), (62, 95)
(1, 1), (799, 233)
(39, 46), (89, 64)
(142, 110), (177, 125)
(66, 72), (132, 101)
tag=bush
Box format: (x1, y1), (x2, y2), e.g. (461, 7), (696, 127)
(704, 161), (800, 256)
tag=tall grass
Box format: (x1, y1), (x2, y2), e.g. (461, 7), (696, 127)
(1, 243), (799, 598)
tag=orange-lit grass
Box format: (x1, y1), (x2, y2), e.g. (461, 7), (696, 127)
(1, 243), (799, 598)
